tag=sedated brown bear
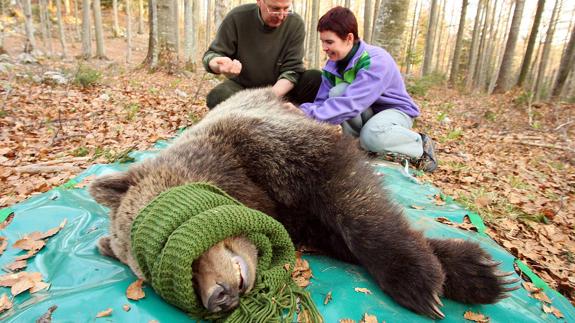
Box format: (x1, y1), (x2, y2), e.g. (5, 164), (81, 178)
(89, 88), (517, 319)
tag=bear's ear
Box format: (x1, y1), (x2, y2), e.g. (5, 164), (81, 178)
(89, 172), (134, 209)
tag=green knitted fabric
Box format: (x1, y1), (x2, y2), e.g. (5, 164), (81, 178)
(130, 183), (321, 322)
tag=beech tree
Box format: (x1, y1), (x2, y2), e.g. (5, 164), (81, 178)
(21, 0), (36, 53)
(493, 0), (525, 93)
(422, 0), (439, 76)
(55, 0), (68, 58)
(143, 0), (178, 71)
(363, 0), (372, 43)
(449, 0), (468, 85)
(93, 0), (107, 58)
(534, 0), (561, 100)
(373, 0), (408, 60)
(81, 0), (92, 59)
(517, 0), (545, 88)
(552, 23), (575, 98)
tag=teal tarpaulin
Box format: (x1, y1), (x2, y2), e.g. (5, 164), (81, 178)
(1, 140), (574, 322)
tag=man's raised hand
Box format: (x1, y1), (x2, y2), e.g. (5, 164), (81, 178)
(209, 57), (242, 78)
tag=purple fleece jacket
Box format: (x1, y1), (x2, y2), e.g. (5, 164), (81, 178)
(300, 41), (419, 125)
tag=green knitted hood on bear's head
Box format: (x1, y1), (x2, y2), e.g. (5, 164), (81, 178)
(130, 182), (321, 322)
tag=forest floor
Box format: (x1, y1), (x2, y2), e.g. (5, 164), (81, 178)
(1, 14), (574, 307)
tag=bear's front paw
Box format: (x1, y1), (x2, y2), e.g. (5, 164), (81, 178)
(431, 239), (520, 303)
(375, 254), (446, 319)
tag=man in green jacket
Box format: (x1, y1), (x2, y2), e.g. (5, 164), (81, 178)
(203, 0), (321, 109)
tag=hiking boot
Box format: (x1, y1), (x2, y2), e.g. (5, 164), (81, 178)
(415, 133), (438, 173)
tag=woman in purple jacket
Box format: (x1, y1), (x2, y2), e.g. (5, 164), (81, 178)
(299, 6), (437, 172)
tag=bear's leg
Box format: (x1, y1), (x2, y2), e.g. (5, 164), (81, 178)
(427, 238), (520, 303)
(306, 163), (447, 318)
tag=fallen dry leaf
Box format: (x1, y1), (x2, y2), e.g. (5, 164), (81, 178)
(0, 213), (14, 230)
(36, 305), (58, 323)
(354, 287), (372, 295)
(433, 194), (446, 206)
(29, 219), (68, 240)
(0, 236), (7, 256)
(122, 304), (131, 312)
(96, 308), (113, 318)
(4, 260), (27, 272)
(324, 291), (332, 305)
(522, 281), (541, 293)
(0, 293), (13, 313)
(30, 281), (51, 294)
(411, 205), (425, 210)
(541, 303), (564, 318)
(360, 313), (378, 323)
(12, 238), (45, 251)
(339, 319), (356, 323)
(126, 279), (145, 300)
(532, 291), (552, 303)
(292, 257), (312, 288)
(463, 310), (489, 322)
(297, 309), (312, 323)
(11, 277), (35, 296)
(15, 250), (37, 261)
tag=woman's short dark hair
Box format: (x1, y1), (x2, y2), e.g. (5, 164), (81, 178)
(317, 6), (360, 42)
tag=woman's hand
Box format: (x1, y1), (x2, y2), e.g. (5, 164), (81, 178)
(282, 102), (304, 115)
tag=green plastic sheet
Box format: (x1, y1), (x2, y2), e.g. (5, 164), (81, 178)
(1, 141), (574, 322)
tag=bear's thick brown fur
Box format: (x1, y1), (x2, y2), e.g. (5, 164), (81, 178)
(90, 88), (516, 318)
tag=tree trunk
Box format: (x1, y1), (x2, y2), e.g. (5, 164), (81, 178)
(517, 0), (545, 88)
(92, 0), (106, 58)
(465, 0), (484, 90)
(39, 0), (49, 54)
(493, 0), (525, 94)
(422, 0), (439, 76)
(0, 20), (5, 54)
(205, 0), (212, 51)
(55, 0), (68, 58)
(309, 0), (320, 68)
(488, 0), (514, 93)
(433, 0), (446, 73)
(214, 0), (227, 31)
(370, 0), (381, 44)
(552, 20), (575, 98)
(81, 0), (92, 59)
(475, 0), (495, 91)
(449, 0), (468, 86)
(21, 0), (36, 53)
(143, 0), (159, 68)
(405, 0), (420, 75)
(373, 0), (408, 60)
(441, 0), (457, 73)
(126, 0), (132, 63)
(480, 0), (499, 91)
(144, 0), (177, 71)
(74, 0), (81, 40)
(363, 0), (372, 43)
(138, 0), (145, 34)
(534, 0), (562, 100)
(183, 0), (196, 70)
(112, 0), (120, 37)
(174, 0), (179, 59)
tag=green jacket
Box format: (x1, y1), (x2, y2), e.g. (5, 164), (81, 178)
(202, 4), (305, 87)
